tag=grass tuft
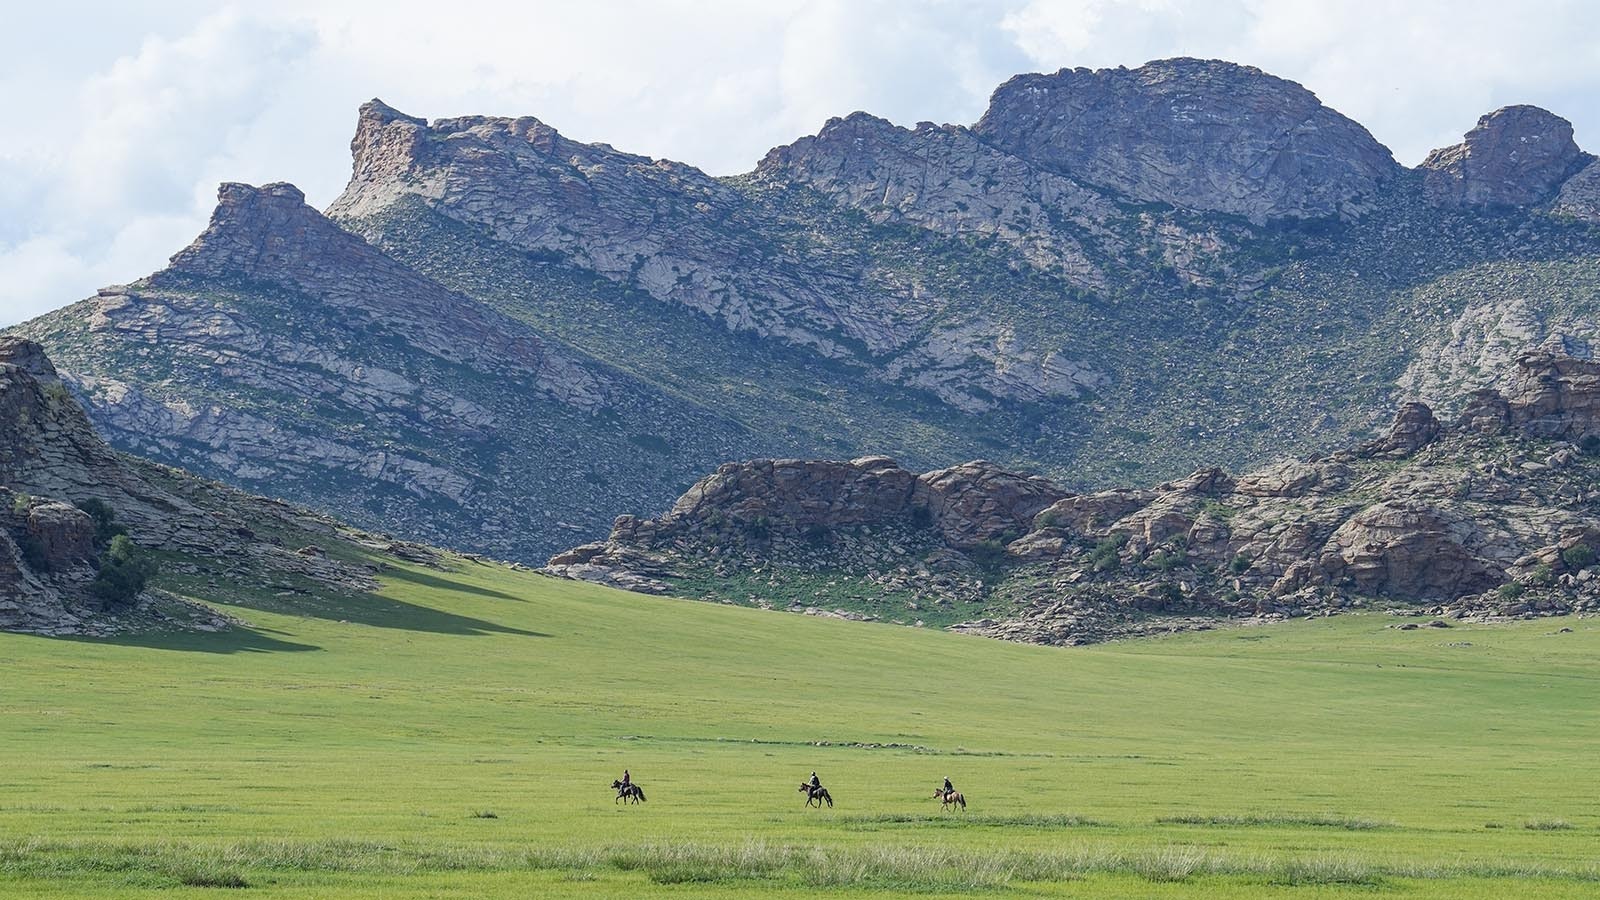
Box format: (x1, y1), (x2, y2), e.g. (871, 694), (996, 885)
(1156, 812), (1391, 830)
(175, 869), (248, 889)
(1523, 818), (1574, 831)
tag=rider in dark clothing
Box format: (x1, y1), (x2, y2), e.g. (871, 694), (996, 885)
(942, 776), (954, 794)
(621, 769), (631, 787)
(809, 771), (821, 789)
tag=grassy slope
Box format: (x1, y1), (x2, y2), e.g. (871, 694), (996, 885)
(1, 561), (1597, 897)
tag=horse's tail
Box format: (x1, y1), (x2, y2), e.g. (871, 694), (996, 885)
(635, 786), (647, 802)
(956, 793), (966, 809)
(823, 789), (833, 808)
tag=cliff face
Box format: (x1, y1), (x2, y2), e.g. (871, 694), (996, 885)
(551, 352), (1600, 645)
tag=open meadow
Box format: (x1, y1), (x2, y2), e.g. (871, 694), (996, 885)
(1, 558), (1597, 897)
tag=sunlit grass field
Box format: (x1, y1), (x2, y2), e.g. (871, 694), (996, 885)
(1, 559), (1597, 897)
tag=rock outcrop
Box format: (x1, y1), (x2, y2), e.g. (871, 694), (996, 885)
(972, 58), (1400, 221)
(1421, 106), (1591, 209)
(1553, 158), (1600, 222)
(0, 337), (391, 635)
(552, 351), (1600, 645)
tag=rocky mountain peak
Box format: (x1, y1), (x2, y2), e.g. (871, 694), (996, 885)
(0, 336), (61, 384)
(1421, 105), (1590, 209)
(166, 181), (326, 279)
(971, 57), (1400, 221)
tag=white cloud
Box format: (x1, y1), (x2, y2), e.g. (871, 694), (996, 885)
(0, 9), (319, 325)
(3, 1), (1598, 327)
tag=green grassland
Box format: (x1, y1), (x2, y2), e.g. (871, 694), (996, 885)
(2, 559), (1598, 897)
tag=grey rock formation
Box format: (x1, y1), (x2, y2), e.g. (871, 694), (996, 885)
(330, 100), (907, 357)
(0, 337), (387, 635)
(972, 58), (1400, 221)
(1553, 158), (1600, 221)
(1421, 106), (1591, 209)
(551, 351), (1600, 644)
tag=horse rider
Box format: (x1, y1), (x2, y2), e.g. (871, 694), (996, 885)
(809, 771), (822, 792)
(942, 776), (954, 796)
(621, 769), (632, 789)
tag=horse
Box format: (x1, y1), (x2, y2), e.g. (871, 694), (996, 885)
(611, 779), (646, 804)
(798, 782), (833, 808)
(933, 788), (966, 811)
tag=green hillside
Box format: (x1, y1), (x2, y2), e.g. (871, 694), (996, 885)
(2, 560), (1597, 897)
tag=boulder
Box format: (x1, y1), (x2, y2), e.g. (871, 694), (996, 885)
(661, 457), (918, 537)
(1318, 502), (1500, 599)
(1358, 402), (1441, 457)
(24, 501), (97, 570)
(913, 461), (1068, 549)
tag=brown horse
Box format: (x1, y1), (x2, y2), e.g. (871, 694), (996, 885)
(933, 788), (966, 811)
(611, 779), (646, 804)
(798, 783), (833, 808)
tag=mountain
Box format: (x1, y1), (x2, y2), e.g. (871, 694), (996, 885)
(13, 58), (1600, 564)
(0, 337), (419, 635)
(549, 351), (1600, 644)
(17, 183), (753, 561)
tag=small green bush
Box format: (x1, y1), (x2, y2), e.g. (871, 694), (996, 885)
(1088, 534), (1127, 573)
(969, 538), (1008, 570)
(1531, 563), (1554, 586)
(1229, 554), (1252, 574)
(1496, 581), (1525, 601)
(75, 499), (127, 544)
(1561, 544), (1595, 571)
(89, 535), (157, 607)
(10, 493), (32, 516)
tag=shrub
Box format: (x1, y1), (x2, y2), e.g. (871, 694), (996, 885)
(1531, 563), (1554, 586)
(89, 535), (157, 607)
(968, 538), (1008, 570)
(1497, 581), (1525, 601)
(1561, 544), (1595, 571)
(1088, 534), (1127, 573)
(75, 499), (126, 544)
(10, 492), (32, 516)
(1229, 554), (1252, 574)
(908, 505), (933, 528)
(1146, 549), (1184, 572)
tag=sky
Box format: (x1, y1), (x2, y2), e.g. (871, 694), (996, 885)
(2, 0), (1598, 326)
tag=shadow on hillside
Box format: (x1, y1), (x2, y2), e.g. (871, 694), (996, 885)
(46, 625), (320, 655)
(382, 566), (527, 602)
(266, 588), (550, 638)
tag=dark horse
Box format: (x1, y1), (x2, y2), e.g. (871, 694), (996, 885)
(933, 788), (967, 811)
(611, 779), (646, 804)
(798, 783), (833, 808)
